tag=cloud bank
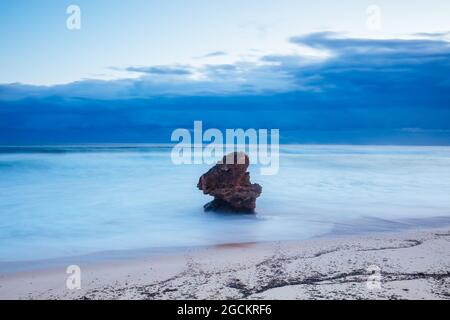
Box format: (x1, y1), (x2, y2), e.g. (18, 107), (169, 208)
(1, 32), (450, 145)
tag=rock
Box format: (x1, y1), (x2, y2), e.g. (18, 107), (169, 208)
(197, 152), (262, 213)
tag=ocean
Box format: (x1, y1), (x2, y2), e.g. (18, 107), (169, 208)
(1, 145), (450, 267)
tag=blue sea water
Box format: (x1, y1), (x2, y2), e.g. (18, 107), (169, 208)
(1, 145), (450, 265)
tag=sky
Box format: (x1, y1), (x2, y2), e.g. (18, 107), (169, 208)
(0, 0), (449, 144)
(1, 0), (450, 85)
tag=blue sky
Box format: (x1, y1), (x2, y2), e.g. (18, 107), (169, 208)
(1, 0), (450, 85)
(0, 1), (450, 144)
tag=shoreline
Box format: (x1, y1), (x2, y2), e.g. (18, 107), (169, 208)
(2, 215), (449, 275)
(0, 215), (450, 276)
(1, 227), (449, 300)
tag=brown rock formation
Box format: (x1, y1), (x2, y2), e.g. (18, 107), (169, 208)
(197, 152), (262, 213)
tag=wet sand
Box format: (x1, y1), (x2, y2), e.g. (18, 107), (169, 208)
(0, 227), (449, 300)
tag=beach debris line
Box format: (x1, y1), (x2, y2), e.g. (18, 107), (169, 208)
(197, 152), (262, 213)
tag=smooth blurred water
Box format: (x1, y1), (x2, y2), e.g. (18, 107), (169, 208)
(1, 145), (450, 263)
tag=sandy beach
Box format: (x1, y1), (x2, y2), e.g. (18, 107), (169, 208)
(1, 227), (449, 300)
